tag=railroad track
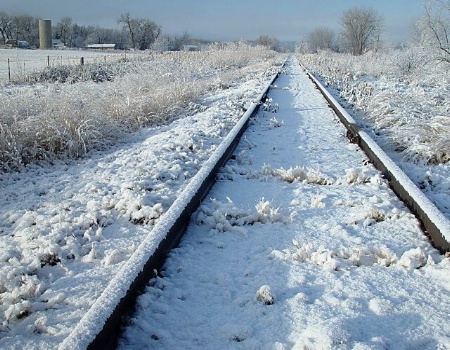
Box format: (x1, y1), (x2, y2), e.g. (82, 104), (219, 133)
(61, 57), (450, 349)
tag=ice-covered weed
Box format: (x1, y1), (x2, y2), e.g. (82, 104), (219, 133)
(0, 44), (279, 172)
(311, 194), (327, 208)
(261, 164), (331, 184)
(272, 240), (403, 270)
(255, 198), (284, 223)
(398, 248), (427, 270)
(256, 285), (275, 305)
(268, 116), (283, 128)
(366, 208), (386, 223)
(196, 197), (287, 233)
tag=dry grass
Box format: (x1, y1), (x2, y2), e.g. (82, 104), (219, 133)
(0, 44), (279, 172)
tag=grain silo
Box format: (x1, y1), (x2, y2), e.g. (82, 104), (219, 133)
(39, 20), (52, 49)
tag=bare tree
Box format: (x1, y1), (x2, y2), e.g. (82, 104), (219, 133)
(118, 13), (161, 50)
(340, 7), (384, 55)
(416, 0), (450, 64)
(307, 27), (336, 53)
(255, 35), (279, 51)
(13, 15), (38, 46)
(0, 11), (13, 44)
(55, 17), (73, 46)
(170, 31), (191, 51)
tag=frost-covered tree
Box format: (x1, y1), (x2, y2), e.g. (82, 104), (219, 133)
(13, 15), (39, 46)
(255, 35), (279, 51)
(54, 17), (73, 46)
(70, 24), (94, 48)
(117, 13), (161, 50)
(170, 31), (191, 51)
(0, 11), (13, 44)
(307, 27), (336, 53)
(340, 7), (384, 55)
(415, 0), (450, 64)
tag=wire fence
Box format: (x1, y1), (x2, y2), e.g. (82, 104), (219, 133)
(0, 50), (131, 82)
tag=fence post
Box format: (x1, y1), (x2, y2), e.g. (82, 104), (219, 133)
(8, 58), (11, 82)
(80, 57), (84, 65)
(47, 55), (50, 67)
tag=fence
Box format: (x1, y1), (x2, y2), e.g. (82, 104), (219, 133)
(0, 51), (131, 82)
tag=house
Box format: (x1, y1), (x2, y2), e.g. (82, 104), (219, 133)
(86, 44), (116, 50)
(52, 39), (64, 49)
(5, 39), (30, 48)
(183, 44), (200, 51)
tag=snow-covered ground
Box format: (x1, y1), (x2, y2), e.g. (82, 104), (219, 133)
(118, 58), (450, 349)
(0, 48), (129, 82)
(0, 60), (275, 349)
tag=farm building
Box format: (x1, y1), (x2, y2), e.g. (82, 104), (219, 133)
(86, 44), (116, 50)
(5, 39), (30, 49)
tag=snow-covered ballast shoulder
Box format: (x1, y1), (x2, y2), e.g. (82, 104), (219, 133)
(301, 63), (450, 253)
(58, 69), (283, 350)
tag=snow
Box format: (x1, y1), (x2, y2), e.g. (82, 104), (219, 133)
(117, 57), (450, 349)
(299, 51), (450, 225)
(1, 53), (449, 349)
(59, 72), (279, 350)
(0, 60), (275, 349)
(306, 68), (450, 242)
(0, 49), (129, 82)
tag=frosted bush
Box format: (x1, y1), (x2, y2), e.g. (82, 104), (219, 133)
(0, 44), (280, 172)
(299, 49), (450, 164)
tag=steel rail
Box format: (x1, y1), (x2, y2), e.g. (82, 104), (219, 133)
(59, 70), (282, 350)
(302, 63), (450, 253)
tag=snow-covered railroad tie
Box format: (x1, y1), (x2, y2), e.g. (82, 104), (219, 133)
(115, 57), (450, 349)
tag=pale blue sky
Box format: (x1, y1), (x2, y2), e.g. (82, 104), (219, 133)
(1, 0), (425, 43)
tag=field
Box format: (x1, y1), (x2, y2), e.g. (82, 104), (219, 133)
(0, 48), (130, 82)
(0, 44), (278, 172)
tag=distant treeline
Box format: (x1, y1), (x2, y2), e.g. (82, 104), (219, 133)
(0, 11), (207, 50)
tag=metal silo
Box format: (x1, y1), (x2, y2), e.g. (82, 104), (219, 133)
(39, 20), (52, 49)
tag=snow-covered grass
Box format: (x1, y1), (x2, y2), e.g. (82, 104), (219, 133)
(0, 49), (131, 82)
(299, 49), (450, 165)
(299, 49), (450, 220)
(0, 43), (279, 172)
(0, 51), (282, 349)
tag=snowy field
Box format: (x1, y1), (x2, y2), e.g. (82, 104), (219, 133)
(0, 48), (129, 82)
(118, 58), (450, 349)
(0, 50), (278, 348)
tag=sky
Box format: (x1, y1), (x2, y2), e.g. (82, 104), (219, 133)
(1, 0), (425, 44)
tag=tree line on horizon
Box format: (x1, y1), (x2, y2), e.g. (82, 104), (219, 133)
(0, 10), (288, 52)
(1, 0), (448, 62)
(301, 1), (449, 65)
(0, 11), (208, 51)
